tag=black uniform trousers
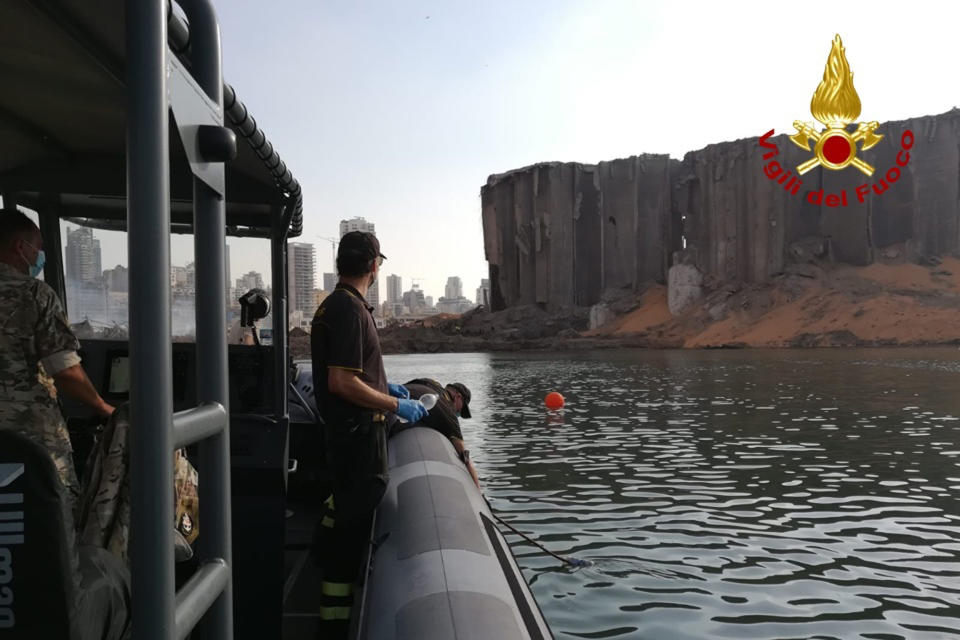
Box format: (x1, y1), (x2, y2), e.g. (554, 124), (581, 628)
(312, 413), (388, 639)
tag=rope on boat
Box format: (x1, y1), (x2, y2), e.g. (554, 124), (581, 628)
(484, 497), (591, 568)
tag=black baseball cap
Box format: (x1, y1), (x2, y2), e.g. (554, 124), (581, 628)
(446, 382), (472, 419)
(338, 231), (386, 262)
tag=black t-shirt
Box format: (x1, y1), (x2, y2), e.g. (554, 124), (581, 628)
(311, 283), (388, 425)
(404, 378), (463, 441)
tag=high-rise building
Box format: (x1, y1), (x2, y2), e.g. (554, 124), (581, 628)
(287, 242), (316, 316)
(171, 266), (188, 288)
(438, 275), (474, 314)
(445, 276), (462, 300)
(224, 242), (232, 303)
(93, 240), (101, 281)
(323, 272), (337, 292)
(368, 276), (380, 311)
(339, 217), (379, 312)
(339, 216), (375, 237)
(437, 297), (474, 314)
(236, 271), (264, 292)
(476, 278), (491, 307)
(402, 285), (425, 313)
(386, 274), (402, 303)
(65, 226), (102, 284)
(103, 265), (128, 292)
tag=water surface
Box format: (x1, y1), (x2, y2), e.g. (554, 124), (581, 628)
(384, 348), (960, 640)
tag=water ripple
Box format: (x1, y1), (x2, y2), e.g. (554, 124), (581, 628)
(384, 349), (960, 639)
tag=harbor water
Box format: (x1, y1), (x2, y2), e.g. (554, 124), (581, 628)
(384, 348), (960, 640)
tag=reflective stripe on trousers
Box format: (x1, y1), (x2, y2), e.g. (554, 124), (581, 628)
(319, 606), (351, 621)
(320, 580), (352, 620)
(321, 495), (336, 528)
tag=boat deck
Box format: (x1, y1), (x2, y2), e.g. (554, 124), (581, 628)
(281, 497), (371, 639)
(282, 501), (327, 639)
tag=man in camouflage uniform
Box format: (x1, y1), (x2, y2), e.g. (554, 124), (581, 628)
(1, 210), (197, 569)
(0, 208), (114, 521)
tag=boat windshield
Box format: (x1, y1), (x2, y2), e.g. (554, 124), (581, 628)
(57, 218), (273, 342)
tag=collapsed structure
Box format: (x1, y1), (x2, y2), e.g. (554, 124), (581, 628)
(481, 108), (960, 314)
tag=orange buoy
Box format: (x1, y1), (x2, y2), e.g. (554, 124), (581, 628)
(544, 392), (565, 410)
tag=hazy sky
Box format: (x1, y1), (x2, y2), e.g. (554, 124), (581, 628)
(44, 1), (960, 303)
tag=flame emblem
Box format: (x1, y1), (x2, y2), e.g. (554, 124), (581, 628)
(789, 35), (883, 176)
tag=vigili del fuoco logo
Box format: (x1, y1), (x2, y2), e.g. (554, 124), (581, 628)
(757, 35), (913, 208)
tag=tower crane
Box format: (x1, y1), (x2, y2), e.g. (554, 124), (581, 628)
(317, 235), (339, 272)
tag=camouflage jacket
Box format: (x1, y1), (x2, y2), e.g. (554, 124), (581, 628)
(0, 262), (82, 508)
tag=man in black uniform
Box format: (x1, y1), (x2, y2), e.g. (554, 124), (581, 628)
(401, 379), (480, 488)
(310, 231), (427, 637)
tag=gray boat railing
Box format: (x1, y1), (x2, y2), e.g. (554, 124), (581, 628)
(127, 1), (234, 638)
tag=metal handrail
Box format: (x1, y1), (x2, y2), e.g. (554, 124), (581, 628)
(173, 402), (228, 449)
(174, 559), (231, 640)
(179, 1), (234, 636)
(127, 1), (233, 638)
(127, 1), (176, 636)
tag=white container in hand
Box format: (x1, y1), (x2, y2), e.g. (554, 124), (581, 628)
(397, 393), (437, 423)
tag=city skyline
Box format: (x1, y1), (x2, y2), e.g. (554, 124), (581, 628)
(39, 205), (480, 306)
(44, 212), (475, 334)
(55, 218), (485, 307)
(318, 267), (484, 309)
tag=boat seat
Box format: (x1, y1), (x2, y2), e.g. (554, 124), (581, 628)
(289, 362), (319, 424)
(0, 430), (130, 640)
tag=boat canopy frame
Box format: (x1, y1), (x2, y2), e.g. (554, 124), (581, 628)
(0, 1), (299, 637)
(0, 0), (302, 240)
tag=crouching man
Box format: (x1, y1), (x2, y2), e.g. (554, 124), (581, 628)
(400, 378), (480, 488)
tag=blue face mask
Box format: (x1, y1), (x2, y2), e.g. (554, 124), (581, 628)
(30, 250), (45, 278)
(20, 241), (45, 278)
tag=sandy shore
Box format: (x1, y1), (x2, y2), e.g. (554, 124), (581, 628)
(591, 257), (960, 348)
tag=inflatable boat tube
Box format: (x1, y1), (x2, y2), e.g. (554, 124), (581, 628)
(357, 426), (553, 639)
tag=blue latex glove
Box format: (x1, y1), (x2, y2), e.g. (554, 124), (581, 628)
(396, 398), (429, 423)
(388, 383), (410, 399)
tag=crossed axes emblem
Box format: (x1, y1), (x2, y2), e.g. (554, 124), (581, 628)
(789, 121), (884, 176)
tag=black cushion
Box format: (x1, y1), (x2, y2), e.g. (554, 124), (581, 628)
(0, 430), (130, 640)
(0, 430), (75, 638)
